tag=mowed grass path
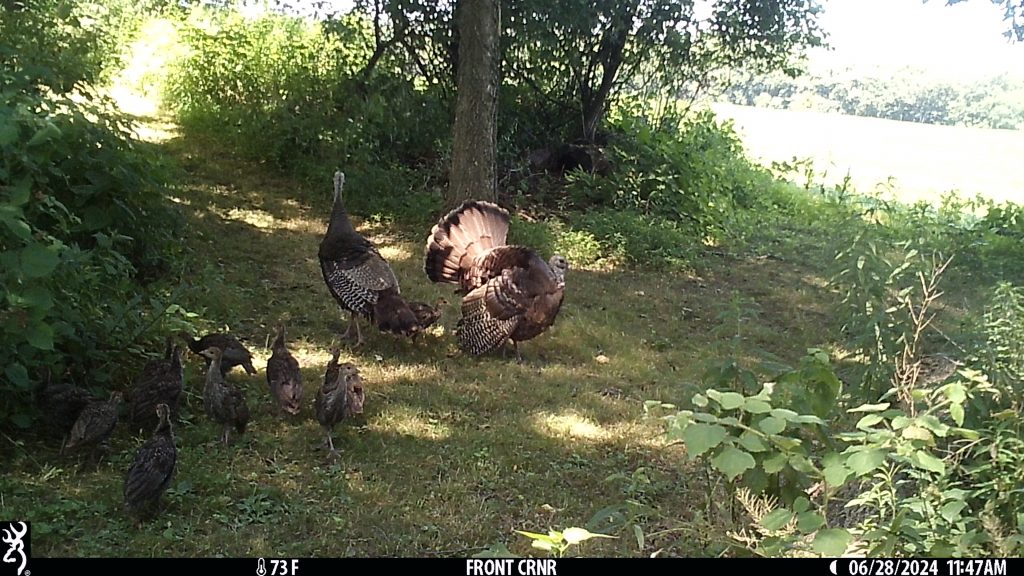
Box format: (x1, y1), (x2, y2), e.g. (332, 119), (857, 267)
(2, 119), (835, 558)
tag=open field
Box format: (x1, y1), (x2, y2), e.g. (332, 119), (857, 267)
(712, 102), (1024, 205)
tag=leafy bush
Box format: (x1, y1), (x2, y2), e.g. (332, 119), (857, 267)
(1, 5), (188, 431)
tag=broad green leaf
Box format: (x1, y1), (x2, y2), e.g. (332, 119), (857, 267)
(26, 322), (54, 350)
(774, 436), (802, 450)
(11, 414), (32, 429)
(5, 363), (29, 389)
(919, 415), (950, 437)
(848, 403), (890, 413)
(942, 382), (967, 404)
(682, 423), (728, 458)
(738, 431), (767, 452)
(812, 528), (852, 556)
(9, 177), (31, 206)
(633, 525), (644, 550)
(691, 412), (719, 423)
(692, 393), (708, 408)
(950, 427), (980, 440)
(743, 398), (771, 414)
(847, 449), (886, 475)
(716, 392), (745, 410)
(891, 416), (911, 430)
(792, 415), (825, 425)
(531, 539), (555, 552)
(912, 450), (945, 474)
(516, 530), (558, 544)
(27, 122), (61, 147)
(758, 416), (785, 435)
(793, 497), (810, 513)
(797, 511), (825, 534)
(789, 454), (815, 474)
(939, 501), (966, 523)
(0, 122), (17, 147)
(0, 212), (31, 240)
(762, 453), (788, 474)
(770, 408), (799, 421)
(15, 286), (53, 311)
(901, 426), (934, 442)
(20, 243), (60, 278)
(711, 446), (756, 480)
(950, 404), (965, 427)
(760, 508), (793, 531)
(856, 414), (884, 430)
(823, 464), (850, 487)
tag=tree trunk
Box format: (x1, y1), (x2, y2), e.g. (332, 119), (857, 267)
(447, 0), (500, 207)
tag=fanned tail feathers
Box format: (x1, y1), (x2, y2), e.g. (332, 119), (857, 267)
(425, 201), (510, 286)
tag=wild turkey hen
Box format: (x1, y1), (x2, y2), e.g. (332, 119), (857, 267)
(424, 200), (568, 360)
(128, 338), (184, 431)
(64, 391), (123, 460)
(315, 348), (365, 457)
(198, 347), (251, 445)
(180, 331), (257, 376)
(124, 403), (176, 524)
(318, 170), (421, 344)
(266, 325), (303, 416)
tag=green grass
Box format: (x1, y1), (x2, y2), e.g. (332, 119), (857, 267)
(712, 102), (1024, 206)
(0, 111), (846, 558)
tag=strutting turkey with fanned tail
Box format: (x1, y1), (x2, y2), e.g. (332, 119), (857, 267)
(318, 170), (423, 344)
(424, 200), (568, 361)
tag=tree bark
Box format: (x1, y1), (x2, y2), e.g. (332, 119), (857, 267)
(447, 0), (500, 207)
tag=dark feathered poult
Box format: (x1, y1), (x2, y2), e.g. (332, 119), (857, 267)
(198, 346), (250, 445)
(64, 391), (123, 460)
(127, 337), (183, 432)
(180, 331), (257, 376)
(266, 325), (303, 416)
(315, 348), (365, 457)
(124, 403), (176, 524)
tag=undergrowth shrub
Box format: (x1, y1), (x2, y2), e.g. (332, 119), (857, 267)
(1, 4), (189, 432)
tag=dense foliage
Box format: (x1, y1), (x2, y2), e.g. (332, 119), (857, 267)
(1, 0), (188, 429)
(720, 67), (1024, 130)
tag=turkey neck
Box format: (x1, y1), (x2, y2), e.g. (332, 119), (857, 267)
(326, 191), (358, 239)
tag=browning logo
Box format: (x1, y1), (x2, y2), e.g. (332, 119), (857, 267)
(1, 522), (29, 576)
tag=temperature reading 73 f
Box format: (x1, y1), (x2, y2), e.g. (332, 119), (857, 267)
(270, 560), (299, 576)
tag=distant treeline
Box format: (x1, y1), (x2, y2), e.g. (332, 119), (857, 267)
(718, 68), (1024, 130)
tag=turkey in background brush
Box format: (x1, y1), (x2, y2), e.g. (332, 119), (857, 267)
(424, 200), (568, 361)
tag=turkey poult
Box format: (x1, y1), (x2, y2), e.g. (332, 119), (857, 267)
(198, 347), (251, 445)
(36, 368), (95, 442)
(128, 338), (184, 432)
(315, 348), (365, 458)
(180, 331), (257, 376)
(424, 200), (568, 360)
(64, 391), (123, 459)
(266, 325), (303, 416)
(124, 403), (176, 524)
(318, 170), (420, 344)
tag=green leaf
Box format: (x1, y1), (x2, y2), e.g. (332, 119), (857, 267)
(942, 382), (967, 404)
(562, 527), (614, 544)
(472, 543), (516, 558)
(26, 322), (54, 350)
(738, 431), (768, 452)
(763, 453), (788, 474)
(5, 364), (29, 389)
(20, 243), (60, 278)
(27, 122), (62, 147)
(743, 398), (772, 414)
(797, 511), (825, 534)
(847, 449), (886, 475)
(812, 528), (852, 556)
(516, 530), (559, 544)
(891, 416), (912, 430)
(793, 497), (810, 513)
(531, 539), (555, 552)
(770, 408), (799, 421)
(760, 508), (793, 531)
(0, 211), (31, 240)
(918, 415), (950, 437)
(792, 415), (825, 425)
(789, 455), (815, 474)
(711, 446), (756, 480)
(856, 414), (884, 430)
(823, 464), (850, 487)
(8, 177), (31, 206)
(848, 403), (890, 413)
(0, 121), (18, 147)
(716, 392), (745, 410)
(633, 525), (644, 551)
(11, 414), (32, 429)
(692, 393), (708, 408)
(14, 286), (53, 311)
(901, 426), (934, 442)
(682, 423), (728, 458)
(758, 416), (786, 435)
(912, 450), (945, 474)
(940, 501), (966, 523)
(950, 404), (965, 427)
